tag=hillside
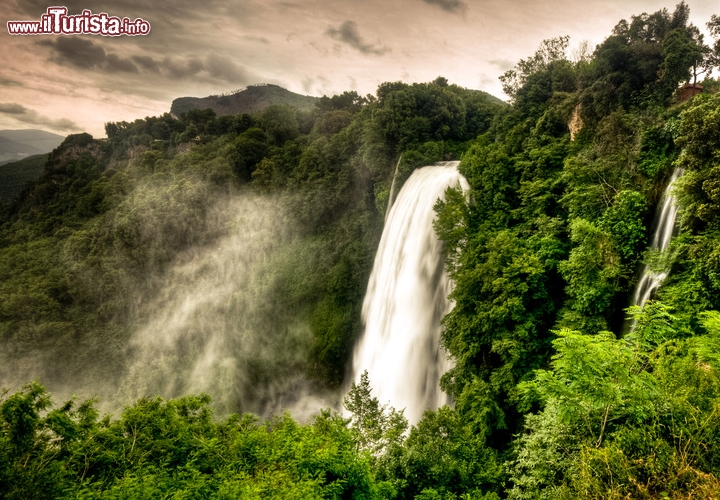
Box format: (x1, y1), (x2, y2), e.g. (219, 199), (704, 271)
(0, 129), (63, 165)
(170, 83), (320, 117)
(0, 154), (48, 204)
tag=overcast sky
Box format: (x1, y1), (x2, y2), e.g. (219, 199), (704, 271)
(1, 0), (718, 137)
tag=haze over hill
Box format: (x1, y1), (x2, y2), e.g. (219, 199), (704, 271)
(171, 84), (320, 117)
(0, 129), (64, 165)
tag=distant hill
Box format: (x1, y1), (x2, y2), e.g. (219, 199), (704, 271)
(474, 90), (506, 106)
(0, 153), (48, 203)
(0, 129), (64, 165)
(171, 84), (320, 117)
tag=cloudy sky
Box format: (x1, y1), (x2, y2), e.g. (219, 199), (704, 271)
(1, 0), (718, 137)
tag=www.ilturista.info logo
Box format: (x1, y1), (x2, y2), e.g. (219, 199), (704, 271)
(7, 7), (150, 36)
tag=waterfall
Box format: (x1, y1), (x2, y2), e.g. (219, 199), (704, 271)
(351, 162), (469, 424)
(631, 168), (684, 309)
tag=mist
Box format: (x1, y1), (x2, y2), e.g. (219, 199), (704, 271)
(0, 180), (340, 419)
(115, 192), (341, 416)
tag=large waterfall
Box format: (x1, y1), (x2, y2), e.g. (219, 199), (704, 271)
(351, 162), (469, 424)
(631, 168), (684, 309)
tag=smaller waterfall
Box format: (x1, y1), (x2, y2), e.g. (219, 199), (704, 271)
(631, 168), (684, 309)
(351, 162), (469, 424)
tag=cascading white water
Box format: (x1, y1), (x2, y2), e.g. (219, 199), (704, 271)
(631, 167), (684, 309)
(351, 162), (469, 424)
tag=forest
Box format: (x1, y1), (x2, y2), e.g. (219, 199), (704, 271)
(2, 2), (720, 498)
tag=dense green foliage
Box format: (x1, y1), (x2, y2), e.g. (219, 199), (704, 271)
(3, 1), (720, 497)
(506, 305), (720, 498)
(428, 2), (720, 497)
(0, 79), (502, 410)
(0, 154), (48, 204)
(0, 384), (390, 499)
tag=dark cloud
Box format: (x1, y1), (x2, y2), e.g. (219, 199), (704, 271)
(52, 37), (105, 69)
(0, 104), (26, 114)
(421, 0), (467, 14)
(205, 54), (251, 83)
(164, 57), (205, 79)
(132, 55), (161, 73)
(106, 53), (140, 73)
(326, 21), (389, 56)
(38, 35), (250, 84)
(136, 54), (250, 84)
(0, 103), (81, 132)
(0, 77), (22, 87)
(41, 37), (139, 73)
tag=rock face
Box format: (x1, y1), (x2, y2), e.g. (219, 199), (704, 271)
(568, 103), (583, 141)
(170, 84), (319, 117)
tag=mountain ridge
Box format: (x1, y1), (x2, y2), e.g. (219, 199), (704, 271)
(170, 83), (320, 117)
(0, 129), (64, 165)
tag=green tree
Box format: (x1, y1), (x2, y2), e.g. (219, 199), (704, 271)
(660, 27), (705, 91)
(343, 371), (407, 457)
(558, 219), (621, 330)
(260, 104), (300, 145)
(500, 36), (571, 100)
(509, 305), (720, 498)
